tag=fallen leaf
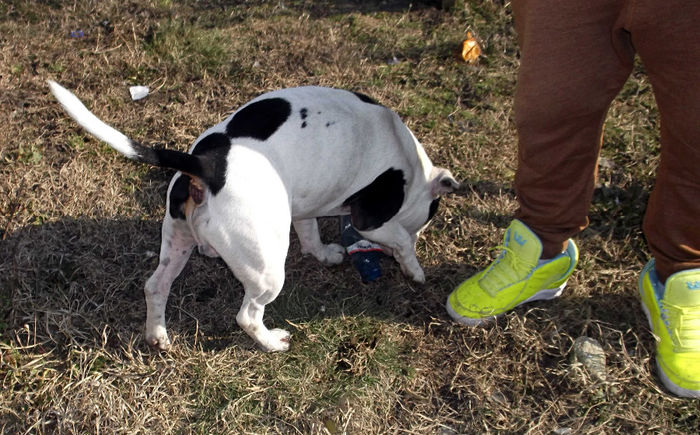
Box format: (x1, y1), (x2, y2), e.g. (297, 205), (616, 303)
(461, 31), (481, 64)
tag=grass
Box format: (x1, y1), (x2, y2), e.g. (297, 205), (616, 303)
(1, 0), (698, 433)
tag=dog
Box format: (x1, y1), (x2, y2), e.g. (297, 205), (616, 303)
(48, 81), (459, 352)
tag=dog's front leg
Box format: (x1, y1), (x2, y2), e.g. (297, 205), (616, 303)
(144, 217), (195, 350)
(358, 221), (425, 283)
(293, 218), (345, 265)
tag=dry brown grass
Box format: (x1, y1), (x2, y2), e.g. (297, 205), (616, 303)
(1, 0), (698, 433)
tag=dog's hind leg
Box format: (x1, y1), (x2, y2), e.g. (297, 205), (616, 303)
(144, 216), (195, 350)
(232, 237), (292, 352)
(210, 211), (292, 352)
(232, 256), (291, 352)
(236, 281), (290, 352)
(293, 218), (345, 265)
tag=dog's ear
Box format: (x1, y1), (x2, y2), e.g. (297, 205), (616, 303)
(430, 167), (460, 197)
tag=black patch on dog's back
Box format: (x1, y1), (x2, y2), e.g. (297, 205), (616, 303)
(191, 132), (231, 194)
(169, 175), (190, 220)
(343, 168), (405, 231)
(226, 98), (291, 141)
(300, 108), (310, 128)
(352, 92), (381, 106)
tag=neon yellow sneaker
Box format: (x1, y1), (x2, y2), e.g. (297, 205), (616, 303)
(639, 259), (700, 398)
(447, 219), (578, 325)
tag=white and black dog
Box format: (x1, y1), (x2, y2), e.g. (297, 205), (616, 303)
(48, 81), (459, 352)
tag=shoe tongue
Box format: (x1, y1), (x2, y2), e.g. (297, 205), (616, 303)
(506, 220), (543, 264)
(665, 271), (700, 306)
(478, 220), (544, 296)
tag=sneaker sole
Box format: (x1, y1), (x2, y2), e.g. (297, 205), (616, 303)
(639, 295), (700, 398)
(446, 282), (567, 326)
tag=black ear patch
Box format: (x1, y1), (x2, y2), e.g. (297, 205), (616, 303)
(169, 175), (190, 220)
(343, 168), (405, 231)
(226, 98), (292, 141)
(426, 198), (441, 225)
(352, 91), (382, 106)
(191, 132), (230, 194)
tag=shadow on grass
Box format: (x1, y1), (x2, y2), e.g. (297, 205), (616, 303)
(0, 212), (469, 354)
(1, 181), (653, 355)
(456, 178), (651, 243)
(0, 213), (652, 354)
(190, 0), (448, 18)
(2, 211), (680, 433)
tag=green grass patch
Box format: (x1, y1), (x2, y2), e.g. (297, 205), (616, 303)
(143, 19), (232, 80)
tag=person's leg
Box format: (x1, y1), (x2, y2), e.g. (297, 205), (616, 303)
(629, 0), (700, 281)
(512, 0), (635, 258)
(447, 0), (634, 324)
(631, 0), (700, 398)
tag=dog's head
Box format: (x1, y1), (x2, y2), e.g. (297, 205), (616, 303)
(420, 166), (460, 227)
(392, 165), (460, 246)
(429, 167), (460, 198)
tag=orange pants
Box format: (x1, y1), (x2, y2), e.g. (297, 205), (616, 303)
(511, 0), (700, 281)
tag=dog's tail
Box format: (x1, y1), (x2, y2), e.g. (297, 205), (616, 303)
(48, 80), (205, 179)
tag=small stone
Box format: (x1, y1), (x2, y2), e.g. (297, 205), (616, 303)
(571, 336), (607, 382)
(488, 390), (509, 406)
(598, 156), (616, 169)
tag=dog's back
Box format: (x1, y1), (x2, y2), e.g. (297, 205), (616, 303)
(191, 86), (432, 221)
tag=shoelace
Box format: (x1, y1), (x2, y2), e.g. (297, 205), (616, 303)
(480, 245), (537, 294)
(661, 301), (700, 352)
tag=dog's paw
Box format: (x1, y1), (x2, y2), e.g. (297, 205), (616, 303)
(145, 326), (171, 351)
(321, 243), (345, 265)
(411, 268), (426, 284)
(260, 328), (291, 352)
(401, 264), (426, 284)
